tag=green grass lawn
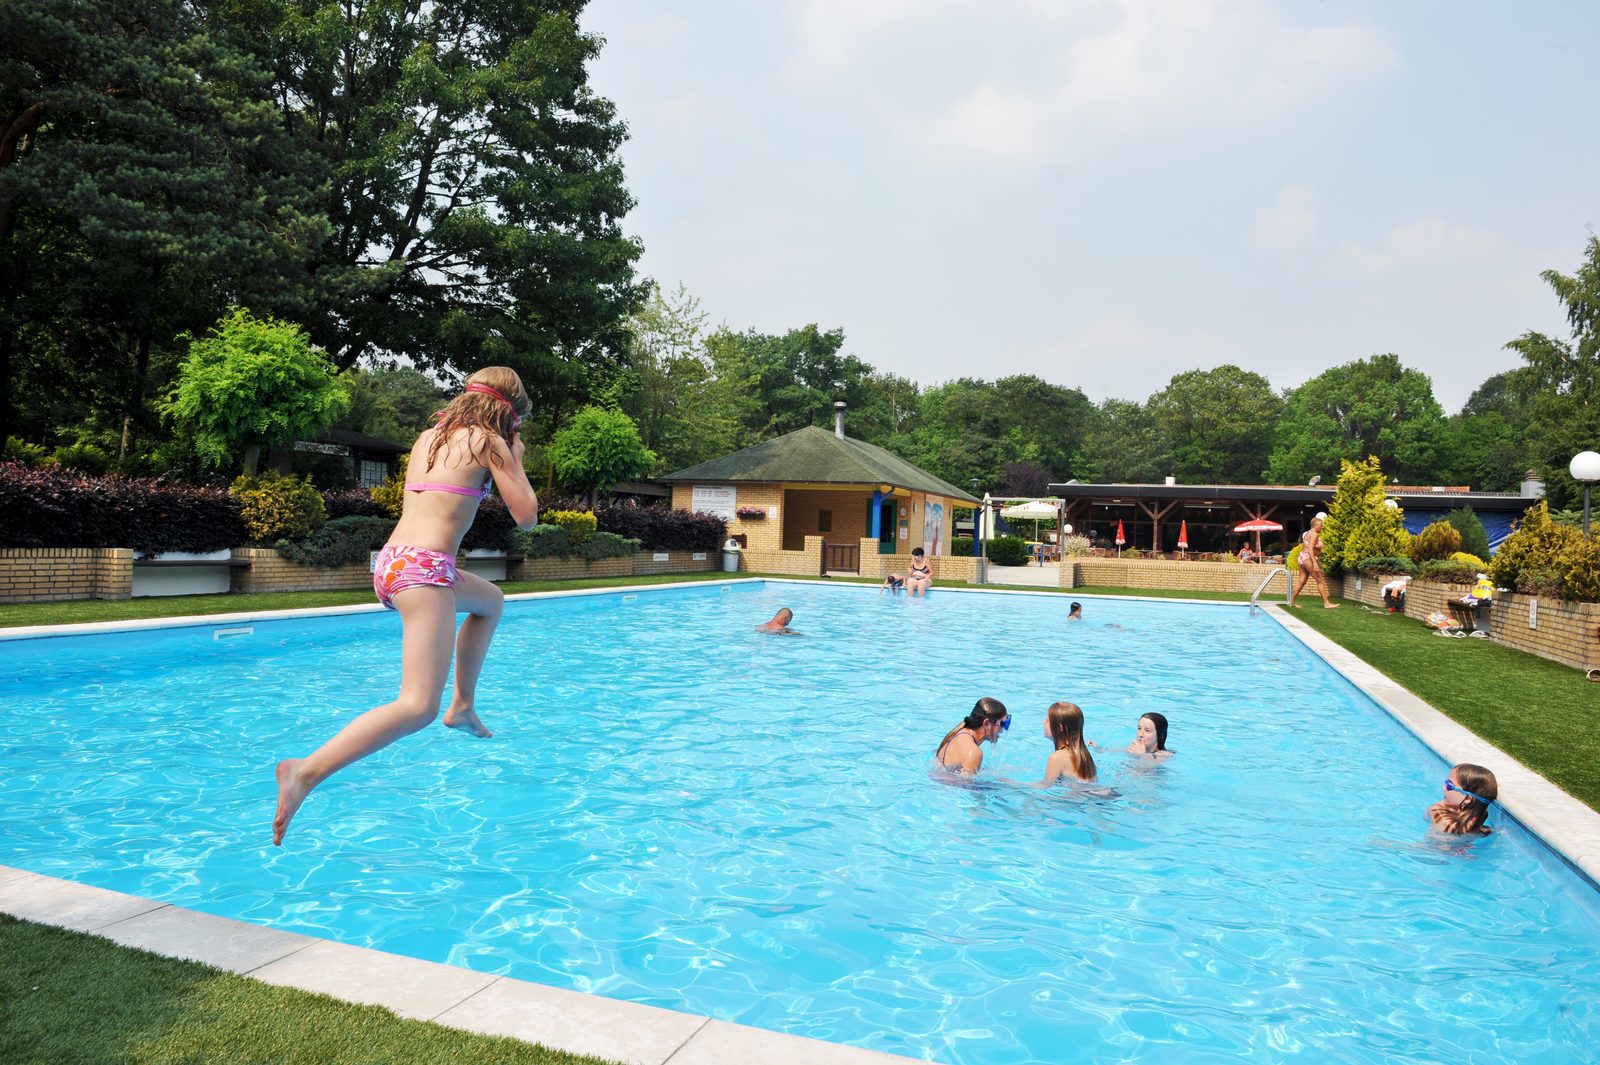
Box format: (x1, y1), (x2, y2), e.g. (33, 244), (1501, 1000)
(0, 915), (616, 1065)
(1294, 598), (1600, 813)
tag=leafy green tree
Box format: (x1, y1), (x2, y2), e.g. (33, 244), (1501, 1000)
(702, 323), (878, 446)
(336, 367), (447, 444)
(1504, 235), (1600, 508)
(1079, 399), (1172, 484)
(1321, 456), (1406, 572)
(1147, 365), (1281, 483)
(0, 0), (326, 449)
(162, 308), (348, 474)
(1446, 506), (1492, 562)
(1440, 411), (1525, 492)
(547, 404), (655, 505)
(1267, 355), (1449, 485)
(223, 0), (646, 414)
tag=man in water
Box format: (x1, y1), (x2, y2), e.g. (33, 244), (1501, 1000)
(757, 608), (798, 634)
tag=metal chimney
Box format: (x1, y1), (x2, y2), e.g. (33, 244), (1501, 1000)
(834, 400), (847, 439)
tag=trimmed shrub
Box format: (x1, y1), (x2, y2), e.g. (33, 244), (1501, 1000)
(1356, 556), (1416, 576)
(322, 489), (390, 520)
(1489, 501), (1582, 592)
(951, 537), (975, 556)
(0, 460), (245, 552)
(1418, 559), (1476, 584)
(231, 471), (326, 542)
(580, 531), (642, 560)
(1060, 534), (1092, 558)
(512, 524), (570, 558)
(1408, 520), (1462, 563)
(546, 509), (597, 547)
(1286, 543), (1301, 571)
(369, 455), (409, 518)
(986, 535), (1028, 566)
(1517, 566), (1563, 597)
(594, 502), (725, 551)
(276, 515), (395, 567)
(1558, 536), (1600, 602)
(1446, 507), (1491, 562)
(1449, 552), (1488, 571)
(461, 497), (517, 552)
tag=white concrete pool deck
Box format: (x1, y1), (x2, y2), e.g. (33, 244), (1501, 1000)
(4, 578), (1600, 1064)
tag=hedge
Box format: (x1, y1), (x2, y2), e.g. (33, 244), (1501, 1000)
(0, 460), (245, 553)
(276, 515), (395, 567)
(581, 500), (726, 551)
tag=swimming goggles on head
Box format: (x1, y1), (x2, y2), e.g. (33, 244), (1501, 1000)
(1444, 778), (1493, 805)
(464, 383), (523, 429)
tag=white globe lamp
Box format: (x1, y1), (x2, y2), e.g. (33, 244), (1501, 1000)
(1571, 451), (1600, 534)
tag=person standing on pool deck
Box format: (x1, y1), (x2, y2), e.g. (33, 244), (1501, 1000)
(933, 697), (1009, 774)
(1429, 763), (1498, 835)
(1292, 513), (1339, 609)
(273, 368), (540, 846)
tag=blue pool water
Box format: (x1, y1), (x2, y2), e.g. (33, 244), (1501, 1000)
(2, 582), (1598, 1063)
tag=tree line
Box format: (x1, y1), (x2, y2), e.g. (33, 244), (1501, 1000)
(4, 2), (1597, 509)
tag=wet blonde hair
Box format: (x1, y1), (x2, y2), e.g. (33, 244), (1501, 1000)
(1047, 702), (1096, 781)
(426, 366), (531, 472)
(1436, 763), (1498, 836)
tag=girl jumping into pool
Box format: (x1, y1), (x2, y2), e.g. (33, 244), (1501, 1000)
(273, 367), (540, 846)
(1428, 763), (1498, 836)
(1041, 702), (1097, 783)
(933, 697), (1009, 775)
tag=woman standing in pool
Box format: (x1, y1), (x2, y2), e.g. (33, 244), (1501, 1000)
(1127, 712), (1173, 760)
(934, 697), (1009, 775)
(1293, 513), (1338, 609)
(273, 368), (541, 846)
(1041, 702), (1097, 783)
(1428, 763), (1498, 835)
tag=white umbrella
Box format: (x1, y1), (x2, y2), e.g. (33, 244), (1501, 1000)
(1000, 499), (1059, 546)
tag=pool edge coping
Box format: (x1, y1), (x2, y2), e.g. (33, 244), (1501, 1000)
(4, 580), (1599, 1061)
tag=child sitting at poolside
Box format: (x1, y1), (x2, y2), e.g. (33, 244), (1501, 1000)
(1428, 763), (1498, 835)
(273, 367), (541, 846)
(880, 574), (904, 594)
(1041, 702), (1097, 783)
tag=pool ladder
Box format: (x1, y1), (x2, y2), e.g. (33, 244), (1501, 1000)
(1249, 566), (1289, 615)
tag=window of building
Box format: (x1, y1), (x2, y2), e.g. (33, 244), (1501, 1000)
(818, 509), (832, 533)
(359, 459), (389, 488)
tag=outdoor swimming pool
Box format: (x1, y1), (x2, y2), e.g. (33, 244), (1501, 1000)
(3, 581), (1598, 1063)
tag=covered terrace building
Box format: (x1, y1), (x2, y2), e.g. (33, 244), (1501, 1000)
(661, 415), (980, 581)
(1047, 479), (1545, 559)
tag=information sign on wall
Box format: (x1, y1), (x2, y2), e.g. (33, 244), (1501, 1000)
(691, 485), (737, 520)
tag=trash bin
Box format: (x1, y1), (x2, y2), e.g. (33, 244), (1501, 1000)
(722, 538), (742, 573)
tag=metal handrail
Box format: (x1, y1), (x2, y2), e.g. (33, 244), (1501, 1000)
(1249, 566), (1289, 615)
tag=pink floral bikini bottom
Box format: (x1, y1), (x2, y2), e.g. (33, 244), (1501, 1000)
(372, 544), (458, 609)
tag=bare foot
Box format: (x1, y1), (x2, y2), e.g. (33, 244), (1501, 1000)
(1324, 603), (1340, 609)
(444, 705), (493, 738)
(273, 758), (311, 847)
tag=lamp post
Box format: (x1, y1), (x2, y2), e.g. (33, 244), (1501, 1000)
(1571, 451), (1600, 535)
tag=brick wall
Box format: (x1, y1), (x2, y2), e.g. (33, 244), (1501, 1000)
(857, 541), (979, 584)
(784, 488), (868, 551)
(231, 548), (371, 594)
(0, 548), (133, 602)
(1064, 558), (1292, 596)
(1338, 572), (1600, 672)
(740, 534), (823, 576)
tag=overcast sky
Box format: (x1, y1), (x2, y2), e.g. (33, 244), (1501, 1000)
(583, 0), (1598, 413)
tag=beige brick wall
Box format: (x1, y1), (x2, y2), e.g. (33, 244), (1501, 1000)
(231, 548), (372, 594)
(740, 535), (824, 576)
(1338, 572), (1600, 671)
(785, 488), (870, 551)
(0, 548), (133, 602)
(1065, 559), (1292, 596)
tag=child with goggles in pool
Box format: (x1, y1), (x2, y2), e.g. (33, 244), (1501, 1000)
(933, 698), (1010, 774)
(1428, 763), (1498, 836)
(273, 368), (540, 846)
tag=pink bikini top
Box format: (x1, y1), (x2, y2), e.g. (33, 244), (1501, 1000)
(405, 480), (490, 500)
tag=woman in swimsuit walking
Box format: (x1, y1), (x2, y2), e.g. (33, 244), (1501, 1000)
(906, 546), (933, 598)
(1293, 513), (1338, 609)
(273, 367), (541, 845)
(933, 697), (1010, 775)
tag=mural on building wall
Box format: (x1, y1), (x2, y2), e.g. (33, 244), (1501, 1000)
(924, 501), (944, 556)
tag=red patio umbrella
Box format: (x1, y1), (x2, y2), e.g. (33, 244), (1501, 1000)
(1177, 519), (1189, 556)
(1115, 518), (1126, 557)
(1233, 518), (1283, 558)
